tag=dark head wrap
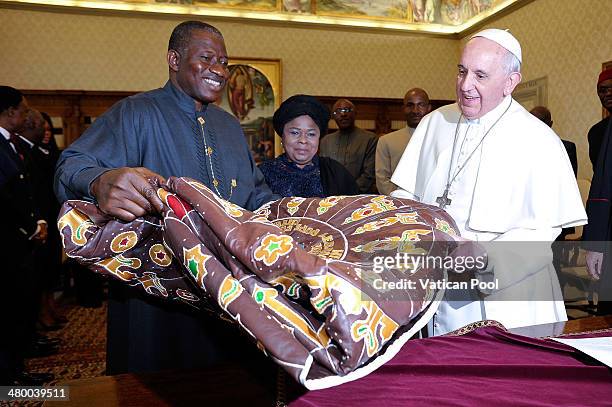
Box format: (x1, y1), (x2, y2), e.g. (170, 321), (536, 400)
(273, 94), (330, 137)
(598, 68), (612, 85)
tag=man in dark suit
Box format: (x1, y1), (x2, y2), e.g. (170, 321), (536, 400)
(17, 109), (64, 346)
(530, 106), (578, 177)
(530, 106), (578, 291)
(583, 69), (612, 316)
(0, 86), (52, 385)
(587, 68), (612, 170)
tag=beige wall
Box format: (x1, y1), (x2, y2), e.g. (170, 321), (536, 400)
(465, 0), (612, 179)
(0, 6), (458, 100)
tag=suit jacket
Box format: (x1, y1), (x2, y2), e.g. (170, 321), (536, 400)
(583, 115), (612, 295)
(0, 136), (42, 256)
(562, 139), (578, 177)
(18, 137), (59, 223)
(587, 117), (611, 171)
(558, 139), (577, 238)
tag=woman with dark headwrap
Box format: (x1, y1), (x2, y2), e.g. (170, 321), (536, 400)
(259, 95), (358, 197)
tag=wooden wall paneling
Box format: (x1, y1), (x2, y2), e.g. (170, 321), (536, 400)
(21, 90), (454, 147)
(317, 95), (454, 136)
(22, 90), (135, 146)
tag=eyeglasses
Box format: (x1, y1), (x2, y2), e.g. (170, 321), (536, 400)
(333, 107), (353, 115)
(598, 85), (612, 94)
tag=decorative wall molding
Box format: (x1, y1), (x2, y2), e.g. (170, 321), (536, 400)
(1, 0), (530, 36)
(514, 76), (548, 111)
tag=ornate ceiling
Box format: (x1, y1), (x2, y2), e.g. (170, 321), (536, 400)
(2, 0), (529, 35)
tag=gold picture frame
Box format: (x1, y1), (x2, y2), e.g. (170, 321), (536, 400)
(217, 57), (282, 162)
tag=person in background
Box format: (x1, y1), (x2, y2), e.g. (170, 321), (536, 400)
(19, 110), (67, 329)
(529, 105), (578, 292)
(530, 106), (577, 177)
(587, 68), (612, 170)
(259, 94), (358, 198)
(582, 69), (612, 317)
(376, 88), (431, 195)
(0, 86), (53, 385)
(319, 98), (378, 193)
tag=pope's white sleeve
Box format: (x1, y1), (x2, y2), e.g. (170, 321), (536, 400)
(476, 227), (561, 292)
(390, 188), (419, 200)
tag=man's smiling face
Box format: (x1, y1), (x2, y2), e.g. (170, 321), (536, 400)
(171, 29), (229, 108)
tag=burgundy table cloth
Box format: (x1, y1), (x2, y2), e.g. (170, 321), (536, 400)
(287, 324), (612, 407)
(58, 176), (460, 389)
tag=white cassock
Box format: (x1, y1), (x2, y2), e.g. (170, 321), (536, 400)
(391, 96), (587, 335)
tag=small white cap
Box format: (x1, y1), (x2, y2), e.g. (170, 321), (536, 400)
(470, 28), (522, 64)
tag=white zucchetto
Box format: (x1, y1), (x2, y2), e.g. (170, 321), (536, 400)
(470, 28), (522, 63)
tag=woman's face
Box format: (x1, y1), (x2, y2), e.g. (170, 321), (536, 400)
(42, 120), (53, 144)
(282, 115), (320, 168)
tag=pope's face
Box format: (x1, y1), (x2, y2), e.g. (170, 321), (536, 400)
(282, 115), (320, 168)
(456, 38), (516, 120)
(171, 30), (229, 109)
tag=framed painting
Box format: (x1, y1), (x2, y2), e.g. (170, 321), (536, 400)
(316, 0), (410, 21)
(155, 0), (280, 12)
(216, 58), (282, 164)
(513, 76), (548, 112)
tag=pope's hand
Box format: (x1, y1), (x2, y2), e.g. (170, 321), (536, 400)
(91, 167), (166, 222)
(447, 239), (488, 273)
(585, 250), (604, 280)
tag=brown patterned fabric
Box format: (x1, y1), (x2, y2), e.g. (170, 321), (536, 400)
(58, 177), (459, 389)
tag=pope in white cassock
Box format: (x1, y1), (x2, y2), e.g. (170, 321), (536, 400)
(390, 29), (587, 335)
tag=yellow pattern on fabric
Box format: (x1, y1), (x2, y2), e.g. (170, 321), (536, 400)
(351, 301), (399, 357)
(352, 229), (432, 253)
(254, 234), (294, 266)
(57, 208), (97, 246)
(136, 272), (169, 297)
(110, 231), (138, 254)
(218, 275), (244, 310)
(157, 188), (172, 204)
(316, 196), (345, 215)
(342, 196), (397, 225)
(183, 246), (212, 289)
(270, 274), (303, 299)
(252, 285), (331, 347)
(305, 274), (366, 316)
(352, 211), (420, 235)
(434, 218), (457, 236)
(149, 243), (173, 267)
(287, 197), (306, 216)
(96, 255), (141, 281)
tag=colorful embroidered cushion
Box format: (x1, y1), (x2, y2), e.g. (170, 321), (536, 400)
(58, 177), (459, 389)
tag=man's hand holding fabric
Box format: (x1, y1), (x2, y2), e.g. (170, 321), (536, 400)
(90, 167), (166, 221)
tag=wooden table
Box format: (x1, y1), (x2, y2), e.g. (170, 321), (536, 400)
(46, 316), (612, 407)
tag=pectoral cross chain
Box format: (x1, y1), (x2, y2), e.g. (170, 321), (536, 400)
(436, 189), (452, 209)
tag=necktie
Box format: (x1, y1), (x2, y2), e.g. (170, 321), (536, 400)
(8, 133), (26, 161)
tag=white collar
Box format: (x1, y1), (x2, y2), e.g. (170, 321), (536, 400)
(464, 96), (513, 127)
(0, 126), (10, 140)
(18, 135), (34, 148)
